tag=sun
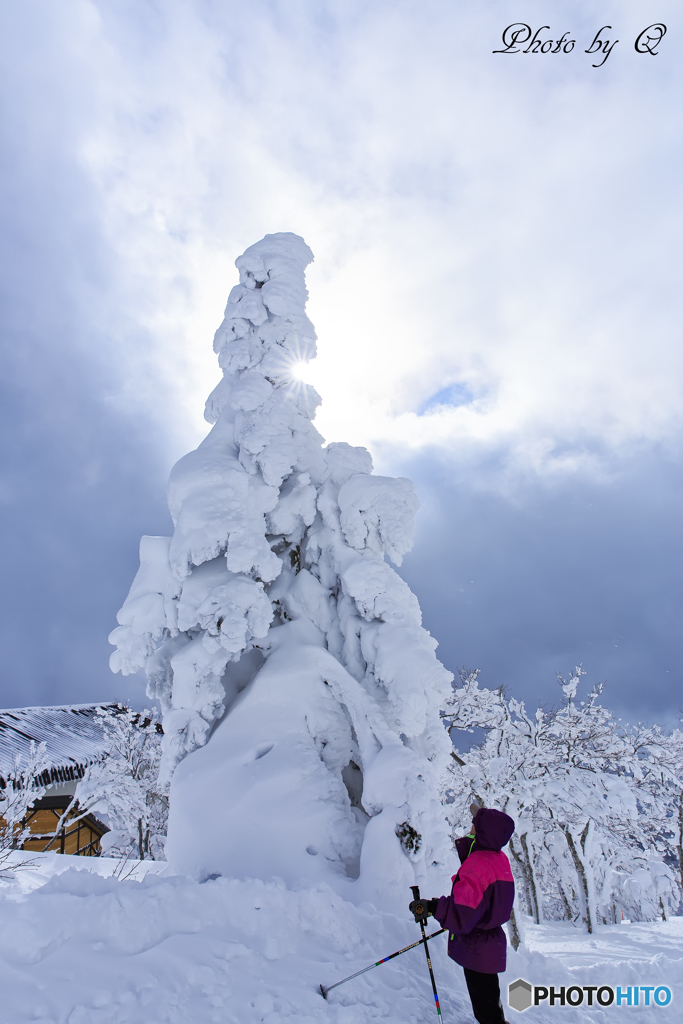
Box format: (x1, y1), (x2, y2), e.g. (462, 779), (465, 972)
(289, 360), (308, 381)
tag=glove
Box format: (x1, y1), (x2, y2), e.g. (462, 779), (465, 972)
(408, 898), (439, 923)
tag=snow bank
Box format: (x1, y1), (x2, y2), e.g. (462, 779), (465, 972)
(2, 855), (680, 1022)
(0, 860), (472, 1024)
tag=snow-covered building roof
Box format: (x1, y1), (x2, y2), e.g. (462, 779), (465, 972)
(0, 703), (120, 787)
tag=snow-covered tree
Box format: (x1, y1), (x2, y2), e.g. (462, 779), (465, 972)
(444, 668), (682, 933)
(0, 741), (49, 855)
(442, 668), (553, 940)
(109, 233), (454, 905)
(622, 720), (683, 914)
(74, 706), (167, 860)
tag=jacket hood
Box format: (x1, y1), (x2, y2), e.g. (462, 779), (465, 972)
(473, 808), (514, 851)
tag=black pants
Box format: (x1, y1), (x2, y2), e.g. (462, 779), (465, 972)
(463, 968), (507, 1024)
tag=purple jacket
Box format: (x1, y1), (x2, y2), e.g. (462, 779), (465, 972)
(434, 808), (515, 974)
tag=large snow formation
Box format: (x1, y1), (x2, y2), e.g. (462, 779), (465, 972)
(1, 853), (680, 1024)
(110, 233), (454, 907)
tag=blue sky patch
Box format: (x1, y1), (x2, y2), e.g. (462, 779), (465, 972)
(419, 383), (475, 415)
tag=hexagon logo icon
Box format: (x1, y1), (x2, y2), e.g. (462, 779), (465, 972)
(508, 978), (533, 1012)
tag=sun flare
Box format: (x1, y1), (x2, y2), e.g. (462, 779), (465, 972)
(289, 360), (308, 381)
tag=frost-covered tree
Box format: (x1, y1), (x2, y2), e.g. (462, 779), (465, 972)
(110, 233), (454, 905)
(74, 706), (167, 860)
(442, 669), (552, 941)
(623, 720), (683, 911)
(0, 741), (49, 853)
(444, 668), (682, 934)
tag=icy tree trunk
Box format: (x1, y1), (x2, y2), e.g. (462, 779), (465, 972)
(519, 832), (543, 924)
(508, 836), (532, 916)
(678, 788), (683, 895)
(508, 905), (523, 951)
(509, 833), (542, 923)
(558, 881), (574, 922)
(561, 821), (596, 933)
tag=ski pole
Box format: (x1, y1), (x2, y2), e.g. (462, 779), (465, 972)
(319, 926), (446, 999)
(411, 885), (444, 1020)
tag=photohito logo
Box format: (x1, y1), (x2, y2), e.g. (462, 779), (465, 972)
(508, 978), (672, 1011)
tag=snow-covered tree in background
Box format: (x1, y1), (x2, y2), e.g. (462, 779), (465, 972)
(443, 668), (682, 936)
(74, 706), (167, 860)
(0, 742), (49, 853)
(110, 233), (454, 905)
(618, 720), (683, 920)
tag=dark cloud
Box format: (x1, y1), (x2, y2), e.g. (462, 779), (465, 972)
(0, 221), (175, 706)
(0, 10), (174, 709)
(394, 445), (683, 726)
(0, 355), (172, 709)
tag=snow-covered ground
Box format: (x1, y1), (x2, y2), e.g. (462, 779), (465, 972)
(1, 851), (680, 1023)
(511, 916), (682, 1021)
(526, 915), (683, 970)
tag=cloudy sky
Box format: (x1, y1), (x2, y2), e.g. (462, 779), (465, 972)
(0, 0), (680, 723)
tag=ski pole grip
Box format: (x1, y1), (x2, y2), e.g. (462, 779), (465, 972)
(410, 885), (420, 901)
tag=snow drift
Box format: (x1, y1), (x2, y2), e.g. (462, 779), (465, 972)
(2, 854), (680, 1024)
(110, 233), (454, 907)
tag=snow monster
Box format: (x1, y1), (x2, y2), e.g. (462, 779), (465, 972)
(110, 233), (454, 909)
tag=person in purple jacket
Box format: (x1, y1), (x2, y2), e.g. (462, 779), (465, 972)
(410, 803), (515, 1024)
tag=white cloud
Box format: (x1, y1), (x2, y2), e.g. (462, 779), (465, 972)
(15, 0), (672, 479)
